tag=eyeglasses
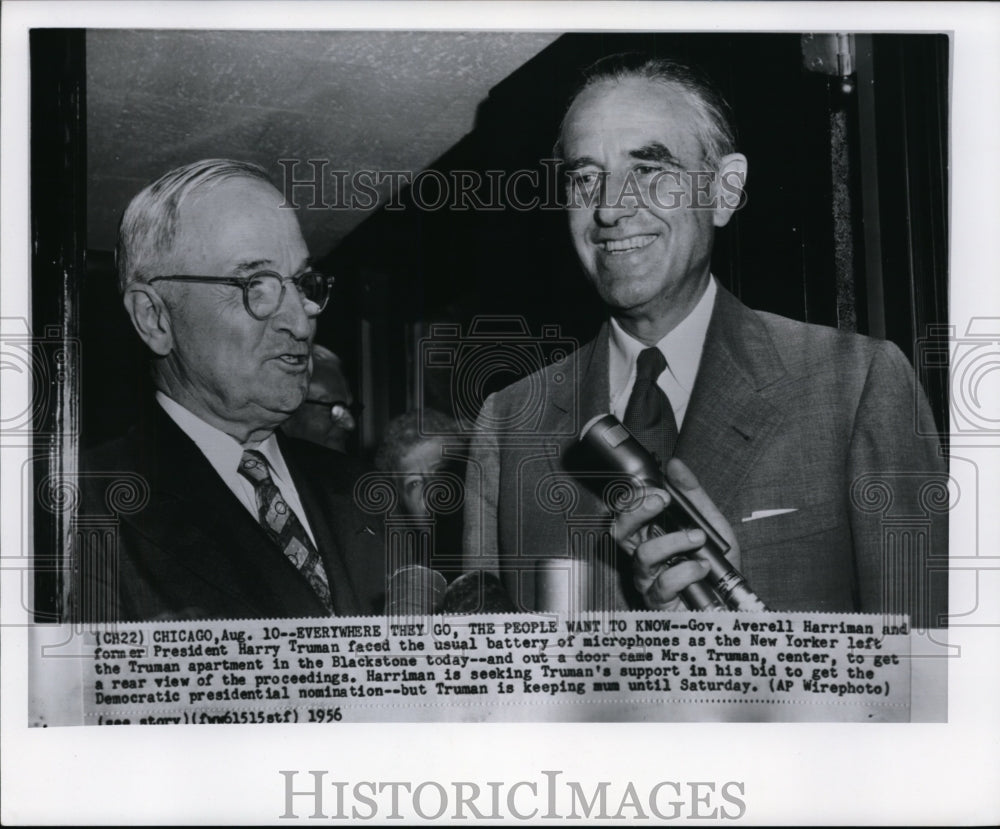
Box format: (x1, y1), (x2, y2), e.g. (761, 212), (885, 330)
(302, 399), (364, 425)
(147, 270), (334, 320)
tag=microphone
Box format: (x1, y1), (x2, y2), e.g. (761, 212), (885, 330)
(387, 566), (517, 615)
(440, 570), (517, 614)
(571, 413), (767, 611)
(387, 565), (448, 615)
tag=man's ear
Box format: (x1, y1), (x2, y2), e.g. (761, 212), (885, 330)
(123, 283), (174, 356)
(712, 153), (748, 228)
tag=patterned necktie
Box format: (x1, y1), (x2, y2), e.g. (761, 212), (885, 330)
(237, 449), (333, 612)
(622, 346), (678, 471)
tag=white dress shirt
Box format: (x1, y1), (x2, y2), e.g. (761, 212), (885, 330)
(608, 276), (717, 431)
(155, 391), (317, 545)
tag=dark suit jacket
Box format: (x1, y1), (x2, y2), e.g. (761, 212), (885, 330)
(72, 403), (385, 621)
(463, 287), (948, 628)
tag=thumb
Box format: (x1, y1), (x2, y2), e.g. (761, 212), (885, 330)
(614, 487), (670, 554)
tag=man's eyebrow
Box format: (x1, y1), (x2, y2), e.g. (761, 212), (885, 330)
(232, 256), (312, 275)
(629, 142), (683, 166)
(563, 155), (603, 172)
(232, 258), (274, 275)
(563, 143), (685, 171)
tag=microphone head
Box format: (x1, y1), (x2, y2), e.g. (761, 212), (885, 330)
(573, 413), (662, 486)
(579, 413), (610, 439)
(441, 570), (516, 614)
(387, 565), (448, 615)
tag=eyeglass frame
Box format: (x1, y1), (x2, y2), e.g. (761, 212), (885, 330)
(146, 270), (335, 320)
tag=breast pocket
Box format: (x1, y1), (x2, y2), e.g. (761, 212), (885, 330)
(736, 499), (845, 549)
(735, 500), (855, 612)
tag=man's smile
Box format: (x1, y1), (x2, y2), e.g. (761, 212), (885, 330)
(596, 234), (658, 254)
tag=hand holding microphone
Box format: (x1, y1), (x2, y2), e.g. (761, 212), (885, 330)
(615, 459), (741, 611)
(571, 414), (767, 611)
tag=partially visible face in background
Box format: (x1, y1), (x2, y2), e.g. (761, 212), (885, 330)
(397, 436), (451, 517)
(281, 349), (356, 452)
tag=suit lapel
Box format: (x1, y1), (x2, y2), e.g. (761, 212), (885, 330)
(545, 324), (610, 460)
(539, 328), (612, 535)
(125, 405), (328, 615)
(676, 286), (787, 516)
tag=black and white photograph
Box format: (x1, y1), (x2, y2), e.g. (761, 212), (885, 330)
(2, 1), (998, 824)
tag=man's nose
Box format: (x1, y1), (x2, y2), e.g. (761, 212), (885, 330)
(272, 281), (316, 339)
(594, 171), (639, 227)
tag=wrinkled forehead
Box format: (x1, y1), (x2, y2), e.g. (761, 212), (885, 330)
(561, 77), (707, 162)
(170, 177), (307, 269)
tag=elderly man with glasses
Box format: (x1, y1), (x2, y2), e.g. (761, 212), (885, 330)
(74, 159), (385, 622)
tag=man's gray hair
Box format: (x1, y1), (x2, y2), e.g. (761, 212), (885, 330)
(115, 158), (274, 292)
(556, 53), (738, 168)
(374, 409), (461, 473)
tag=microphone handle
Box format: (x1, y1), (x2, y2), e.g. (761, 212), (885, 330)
(653, 498), (769, 611)
(647, 523), (728, 610)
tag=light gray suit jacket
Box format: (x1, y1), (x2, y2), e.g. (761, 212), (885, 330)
(463, 287), (948, 628)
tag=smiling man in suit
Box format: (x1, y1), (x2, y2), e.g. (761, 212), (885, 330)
(74, 159), (384, 621)
(463, 55), (948, 627)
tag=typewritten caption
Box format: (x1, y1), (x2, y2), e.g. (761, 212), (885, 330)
(53, 612), (913, 724)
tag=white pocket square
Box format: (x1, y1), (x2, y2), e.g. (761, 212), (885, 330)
(741, 508), (799, 523)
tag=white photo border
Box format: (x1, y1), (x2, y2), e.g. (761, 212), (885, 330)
(3, 1), (999, 824)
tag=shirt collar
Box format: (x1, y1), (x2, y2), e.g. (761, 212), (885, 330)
(155, 391), (289, 483)
(609, 275), (717, 392)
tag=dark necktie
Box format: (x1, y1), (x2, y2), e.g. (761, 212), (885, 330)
(622, 347), (678, 471)
(238, 449), (334, 612)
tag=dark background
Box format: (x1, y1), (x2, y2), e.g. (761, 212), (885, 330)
(31, 31), (950, 618)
